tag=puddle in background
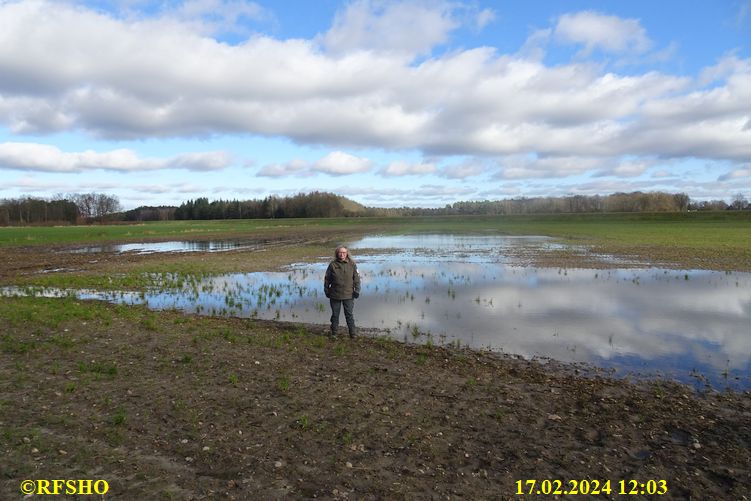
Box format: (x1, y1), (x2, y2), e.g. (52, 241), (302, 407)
(350, 234), (560, 262)
(66, 239), (260, 254)
(10, 234), (751, 391)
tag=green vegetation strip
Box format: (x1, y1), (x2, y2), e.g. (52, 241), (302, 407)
(0, 218), (363, 247)
(1, 212), (749, 248)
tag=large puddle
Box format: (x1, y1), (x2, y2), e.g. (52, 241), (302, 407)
(66, 239), (260, 254)
(9, 234), (751, 390)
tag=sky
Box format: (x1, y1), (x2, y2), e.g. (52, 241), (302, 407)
(0, 0), (750, 210)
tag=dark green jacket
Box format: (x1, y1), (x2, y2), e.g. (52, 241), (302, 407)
(324, 258), (361, 300)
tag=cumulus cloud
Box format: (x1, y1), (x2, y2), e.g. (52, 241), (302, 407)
(320, 0), (458, 57)
(594, 159), (652, 178)
(474, 8), (495, 30)
(554, 11), (652, 55)
(380, 160), (436, 176)
(257, 159), (311, 177)
(258, 151), (372, 177)
(336, 184), (476, 206)
(3, 174), (165, 194)
(495, 155), (607, 180)
(313, 151), (372, 175)
(718, 166), (751, 181)
(611, 161), (649, 177)
(75, 0), (272, 37)
(0, 0), (749, 186)
(0, 142), (231, 173)
(439, 160), (488, 179)
(169, 0), (270, 36)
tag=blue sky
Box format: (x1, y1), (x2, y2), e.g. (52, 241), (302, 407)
(0, 0), (749, 209)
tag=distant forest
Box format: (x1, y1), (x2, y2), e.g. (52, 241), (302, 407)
(0, 193), (121, 225)
(1, 190), (748, 225)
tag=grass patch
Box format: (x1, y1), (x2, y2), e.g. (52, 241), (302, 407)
(0, 334), (37, 354)
(111, 410), (127, 426)
(276, 374), (291, 392)
(295, 415), (311, 430)
(77, 361), (118, 379)
(0, 296), (110, 329)
(140, 313), (160, 332)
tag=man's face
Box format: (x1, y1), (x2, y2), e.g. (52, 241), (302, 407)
(337, 248), (348, 260)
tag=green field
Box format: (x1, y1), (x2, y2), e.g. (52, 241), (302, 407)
(1, 211), (750, 273)
(1, 211), (749, 245)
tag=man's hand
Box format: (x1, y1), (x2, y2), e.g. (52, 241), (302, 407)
(353, 292), (360, 299)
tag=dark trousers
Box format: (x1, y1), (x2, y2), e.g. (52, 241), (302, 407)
(330, 298), (355, 335)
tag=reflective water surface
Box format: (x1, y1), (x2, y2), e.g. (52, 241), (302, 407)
(67, 240), (259, 254)
(12, 234), (751, 390)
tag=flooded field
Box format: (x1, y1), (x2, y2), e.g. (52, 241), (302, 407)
(8, 234), (751, 390)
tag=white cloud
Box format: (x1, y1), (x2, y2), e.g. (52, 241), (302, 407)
(611, 161), (648, 177)
(475, 8), (495, 30)
(314, 151), (372, 175)
(735, 1), (751, 27)
(651, 170), (673, 179)
(78, 0), (271, 37)
(439, 160), (487, 179)
(380, 160), (436, 176)
(258, 151), (372, 177)
(320, 0), (458, 58)
(699, 53), (751, 87)
(1, 174), (173, 194)
(718, 166), (751, 181)
(0, 142), (231, 173)
(518, 28), (551, 61)
(337, 183), (476, 207)
(1, 175), (74, 192)
(594, 159), (652, 178)
(554, 11), (652, 55)
(495, 155), (607, 180)
(129, 182), (207, 194)
(257, 159), (311, 177)
(171, 0), (269, 36)
(0, 0), (749, 191)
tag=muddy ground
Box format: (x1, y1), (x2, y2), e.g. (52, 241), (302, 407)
(1, 235), (750, 500)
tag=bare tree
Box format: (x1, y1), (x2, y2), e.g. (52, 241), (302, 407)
(731, 193), (747, 210)
(69, 193), (121, 221)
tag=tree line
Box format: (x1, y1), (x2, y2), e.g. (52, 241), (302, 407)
(445, 191), (692, 215)
(1, 190), (748, 226)
(0, 193), (121, 225)
(173, 192), (361, 220)
(171, 191), (714, 220)
(373, 192), (749, 216)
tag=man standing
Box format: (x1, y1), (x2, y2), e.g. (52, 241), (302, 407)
(324, 245), (361, 338)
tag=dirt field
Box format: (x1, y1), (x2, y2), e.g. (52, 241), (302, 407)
(1, 234), (750, 500)
(1, 298), (750, 500)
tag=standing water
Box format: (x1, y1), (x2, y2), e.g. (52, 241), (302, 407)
(8, 234), (751, 390)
